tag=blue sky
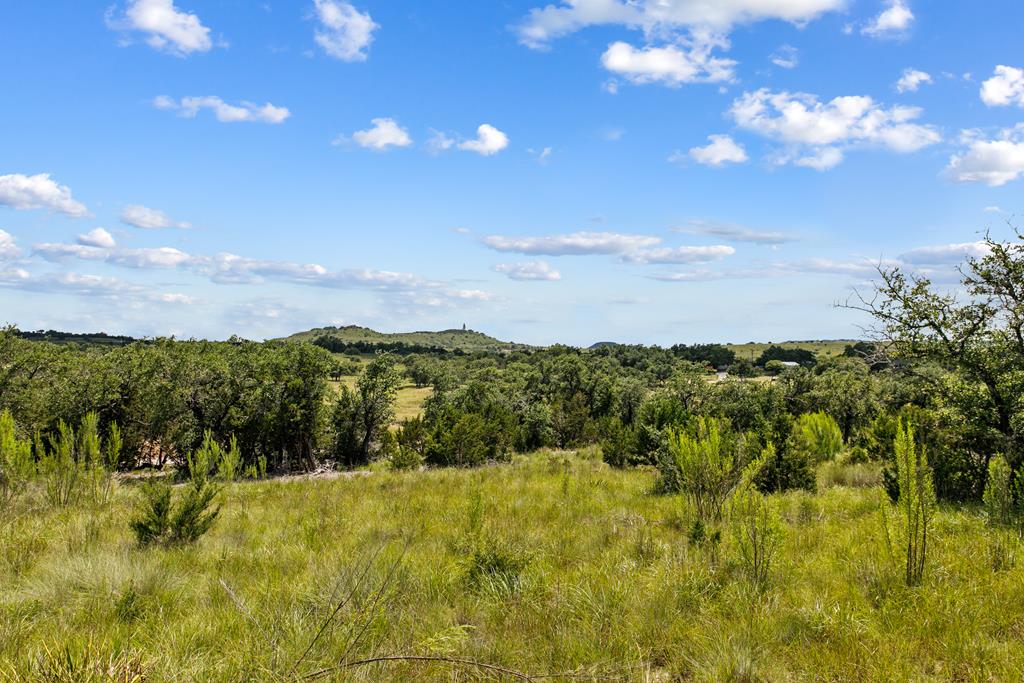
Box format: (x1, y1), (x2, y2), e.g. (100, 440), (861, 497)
(1, 0), (1023, 346)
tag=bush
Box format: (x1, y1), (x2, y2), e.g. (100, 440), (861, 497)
(754, 441), (815, 493)
(0, 410), (34, 510)
(666, 418), (756, 529)
(39, 421), (82, 508)
(793, 412), (843, 463)
(130, 479), (220, 547)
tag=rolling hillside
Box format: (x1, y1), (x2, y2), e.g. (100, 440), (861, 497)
(283, 325), (531, 353)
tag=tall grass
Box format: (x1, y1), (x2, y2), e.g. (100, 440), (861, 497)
(1, 453), (1023, 680)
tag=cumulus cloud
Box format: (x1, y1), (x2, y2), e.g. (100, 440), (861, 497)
(345, 118), (412, 150)
(791, 147), (845, 171)
(108, 0), (214, 55)
(600, 36), (736, 87)
(679, 219), (797, 245)
(896, 68), (932, 93)
(516, 0), (845, 50)
(0, 173), (89, 218)
(623, 245), (735, 264)
(426, 130), (456, 153)
(121, 204), (192, 230)
(494, 261), (562, 281)
(980, 65), (1024, 107)
(946, 126), (1024, 187)
(313, 0), (378, 61)
(687, 134), (748, 166)
(483, 231), (660, 256)
(458, 124), (509, 156)
(154, 95), (290, 124)
(730, 89), (940, 169)
(770, 44), (799, 69)
(0, 230), (20, 259)
(77, 228), (116, 249)
(862, 0), (914, 38)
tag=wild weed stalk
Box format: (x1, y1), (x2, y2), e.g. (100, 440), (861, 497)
(879, 420), (935, 586)
(983, 455), (1018, 570)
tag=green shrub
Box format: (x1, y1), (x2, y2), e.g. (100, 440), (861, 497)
(132, 434), (223, 547)
(39, 421), (82, 508)
(793, 412), (843, 463)
(216, 436), (242, 482)
(0, 410), (34, 510)
(754, 441), (815, 493)
(666, 418), (757, 533)
(130, 478), (220, 547)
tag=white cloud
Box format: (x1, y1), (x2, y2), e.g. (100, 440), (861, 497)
(900, 241), (990, 265)
(679, 219), (796, 245)
(0, 173), (89, 217)
(154, 96), (290, 124)
(730, 89), (940, 168)
(494, 261), (563, 281)
(687, 134), (748, 166)
(862, 0), (914, 38)
(77, 228), (116, 249)
(624, 245), (735, 264)
(792, 146), (844, 171)
(109, 0), (213, 56)
(946, 126), (1024, 187)
(980, 65), (1024, 107)
(529, 147), (553, 164)
(29, 238), (490, 309)
(350, 118), (413, 150)
(313, 0), (378, 62)
(896, 68), (932, 93)
(600, 36), (736, 87)
(427, 130), (456, 153)
(483, 231), (660, 256)
(153, 292), (196, 304)
(0, 230), (20, 259)
(770, 44), (799, 69)
(121, 204), (192, 230)
(984, 206), (1004, 214)
(458, 124), (509, 156)
(516, 0), (846, 50)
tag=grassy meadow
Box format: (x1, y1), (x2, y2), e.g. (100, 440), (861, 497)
(2, 453), (1023, 682)
(725, 340), (855, 362)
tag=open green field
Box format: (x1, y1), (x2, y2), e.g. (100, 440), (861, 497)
(2, 454), (1022, 681)
(330, 378), (430, 424)
(725, 340), (856, 361)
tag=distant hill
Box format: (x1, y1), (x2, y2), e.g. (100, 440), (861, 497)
(283, 325), (531, 354)
(15, 329), (137, 348)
